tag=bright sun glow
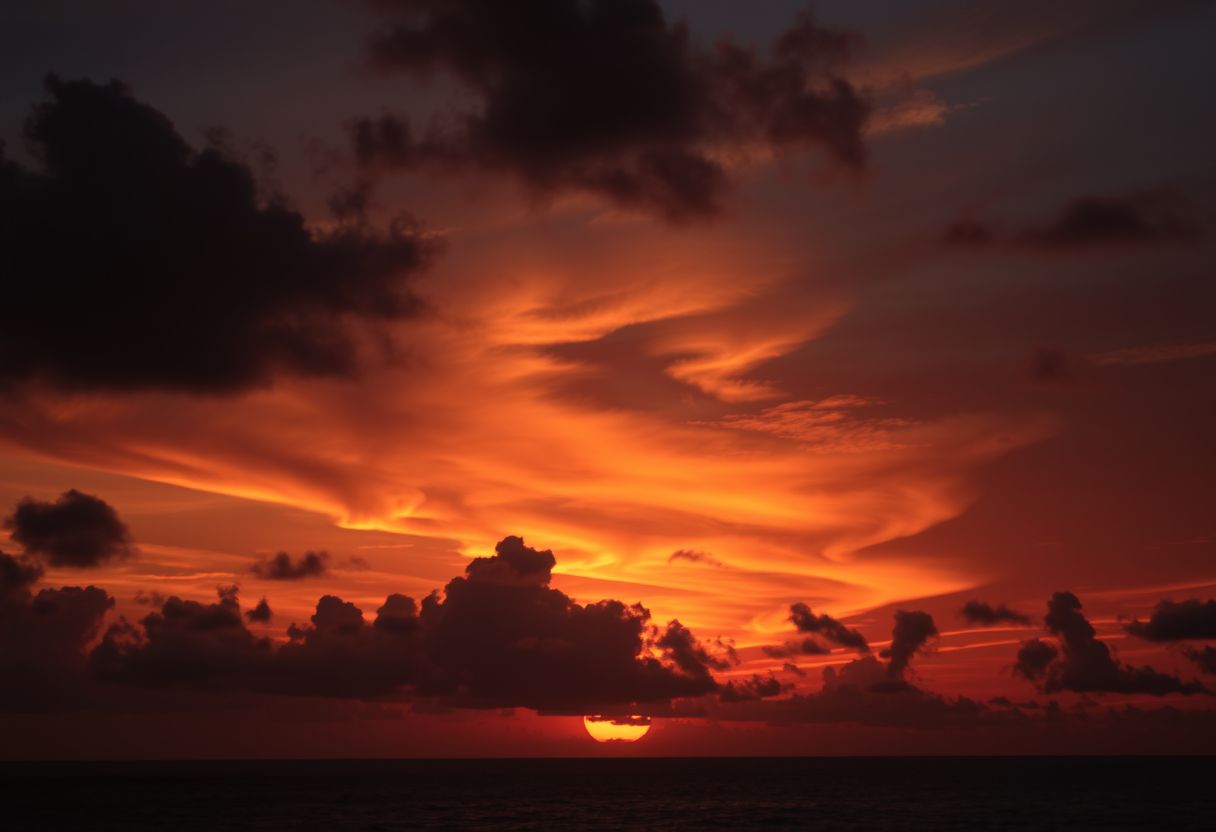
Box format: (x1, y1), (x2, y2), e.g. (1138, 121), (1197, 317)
(583, 715), (652, 743)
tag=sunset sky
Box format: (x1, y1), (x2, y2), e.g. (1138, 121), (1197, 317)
(1, 0), (1214, 757)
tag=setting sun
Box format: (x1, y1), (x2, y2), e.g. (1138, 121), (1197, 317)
(583, 715), (652, 743)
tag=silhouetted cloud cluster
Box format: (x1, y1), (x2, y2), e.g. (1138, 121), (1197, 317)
(4, 489), (133, 568)
(1016, 592), (1208, 696)
(944, 190), (1201, 250)
(0, 551), (43, 597)
(0, 581), (114, 710)
(92, 536), (722, 711)
(353, 0), (869, 219)
(252, 551), (330, 580)
(1125, 599), (1216, 642)
(788, 602), (869, 652)
(0, 76), (431, 394)
(961, 600), (1031, 626)
(719, 673), (786, 703)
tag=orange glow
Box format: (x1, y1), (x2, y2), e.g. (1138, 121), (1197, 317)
(583, 715), (651, 743)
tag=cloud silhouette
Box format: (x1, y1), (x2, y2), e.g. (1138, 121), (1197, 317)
(0, 75), (431, 393)
(91, 536), (722, 711)
(789, 602), (870, 652)
(1125, 599), (1216, 642)
(252, 551), (330, 581)
(1019, 592), (1208, 696)
(961, 600), (1032, 627)
(353, 1), (869, 219)
(944, 190), (1201, 251)
(5, 490), (134, 568)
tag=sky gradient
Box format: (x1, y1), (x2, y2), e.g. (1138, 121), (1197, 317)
(1, 0), (1214, 757)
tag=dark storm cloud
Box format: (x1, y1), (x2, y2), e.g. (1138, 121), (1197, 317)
(960, 600), (1032, 627)
(880, 610), (938, 678)
(943, 190), (1201, 251)
(0, 76), (431, 394)
(251, 551), (330, 580)
(788, 602), (870, 652)
(1124, 599), (1216, 642)
(1019, 592), (1209, 696)
(353, 0), (869, 220)
(245, 598), (273, 623)
(0, 582), (114, 710)
(1183, 646), (1216, 674)
(0, 551), (43, 597)
(90, 536), (722, 710)
(4, 490), (134, 568)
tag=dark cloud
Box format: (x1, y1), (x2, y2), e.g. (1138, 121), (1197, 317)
(880, 610), (938, 678)
(718, 673), (787, 703)
(762, 637), (829, 658)
(0, 75), (431, 394)
(1022, 191), (1201, 247)
(944, 190), (1201, 251)
(90, 536), (722, 711)
(668, 549), (723, 568)
(1013, 638), (1059, 681)
(0, 551), (43, 597)
(1022, 592), (1208, 696)
(1125, 599), (1216, 642)
(1183, 646), (1216, 674)
(0, 582), (114, 710)
(4, 489), (134, 568)
(788, 602), (869, 652)
(245, 598), (273, 623)
(91, 586), (272, 692)
(354, 1), (869, 220)
(585, 713), (650, 727)
(961, 600), (1032, 627)
(251, 551), (330, 580)
(707, 655), (992, 730)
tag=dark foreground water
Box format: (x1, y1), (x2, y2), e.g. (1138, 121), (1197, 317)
(1, 757), (1212, 830)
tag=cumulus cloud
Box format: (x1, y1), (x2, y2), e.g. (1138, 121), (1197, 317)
(90, 536), (722, 711)
(0, 75), (431, 393)
(789, 602), (870, 652)
(1013, 638), (1059, 681)
(880, 610), (938, 679)
(353, 1), (869, 219)
(961, 600), (1032, 627)
(252, 551), (330, 580)
(245, 598), (273, 623)
(4, 490), (134, 568)
(1018, 592), (1208, 696)
(0, 582), (114, 710)
(0, 551), (43, 597)
(718, 673), (787, 703)
(1125, 599), (1216, 642)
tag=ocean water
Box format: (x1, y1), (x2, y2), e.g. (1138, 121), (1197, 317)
(1, 756), (1211, 830)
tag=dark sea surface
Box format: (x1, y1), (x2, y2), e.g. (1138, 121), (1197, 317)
(1, 756), (1212, 830)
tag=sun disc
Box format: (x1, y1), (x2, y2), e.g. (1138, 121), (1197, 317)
(583, 714), (651, 742)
